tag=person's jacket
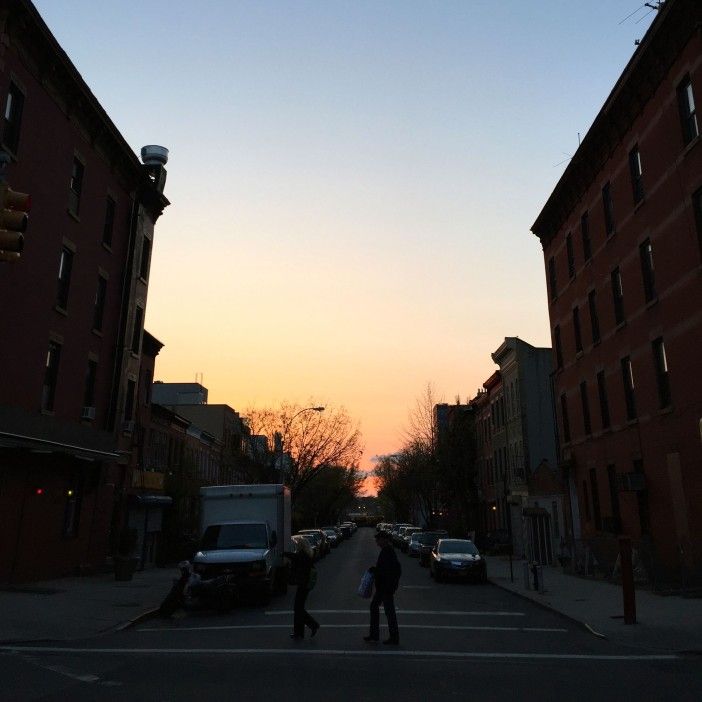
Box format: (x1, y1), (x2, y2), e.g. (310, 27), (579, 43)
(374, 544), (401, 594)
(284, 550), (313, 589)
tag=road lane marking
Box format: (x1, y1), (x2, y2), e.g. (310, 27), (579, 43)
(265, 610), (525, 616)
(0, 646), (678, 661)
(139, 624), (567, 633)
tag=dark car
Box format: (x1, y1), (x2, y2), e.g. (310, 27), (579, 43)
(430, 538), (487, 583)
(418, 531), (449, 566)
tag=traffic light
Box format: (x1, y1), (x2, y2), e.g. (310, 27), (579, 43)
(0, 184), (30, 263)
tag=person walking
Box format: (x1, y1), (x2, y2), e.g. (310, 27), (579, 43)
(364, 530), (401, 645)
(284, 537), (320, 640)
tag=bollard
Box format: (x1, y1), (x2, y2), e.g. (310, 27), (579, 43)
(531, 563), (539, 591)
(619, 536), (636, 624)
(523, 561), (531, 590)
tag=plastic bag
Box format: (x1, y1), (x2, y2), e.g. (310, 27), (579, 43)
(357, 569), (374, 598)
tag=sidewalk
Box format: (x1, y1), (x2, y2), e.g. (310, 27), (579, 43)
(0, 567), (173, 644)
(488, 557), (702, 654)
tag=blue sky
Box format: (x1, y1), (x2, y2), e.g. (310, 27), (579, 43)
(32, 1), (658, 469)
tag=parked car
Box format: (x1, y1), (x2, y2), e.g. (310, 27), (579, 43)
(337, 523), (353, 539)
(321, 527), (340, 548)
(430, 539), (487, 583)
(298, 529), (330, 556)
(418, 531), (449, 566)
(479, 529), (512, 555)
(341, 521), (357, 534)
(391, 524), (413, 547)
(400, 527), (422, 552)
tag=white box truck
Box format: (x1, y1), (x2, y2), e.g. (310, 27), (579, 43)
(193, 484), (291, 601)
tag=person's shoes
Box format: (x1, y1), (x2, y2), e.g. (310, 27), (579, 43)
(363, 635), (379, 643)
(290, 633), (304, 640)
(310, 623), (320, 638)
(383, 638), (399, 645)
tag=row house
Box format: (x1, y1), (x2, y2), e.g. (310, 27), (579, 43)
(0, 0), (169, 583)
(531, 0), (702, 582)
(471, 338), (561, 564)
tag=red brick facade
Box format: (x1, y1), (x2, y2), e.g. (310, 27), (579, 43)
(532, 0), (702, 580)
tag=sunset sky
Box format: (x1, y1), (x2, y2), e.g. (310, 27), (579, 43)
(35, 1), (656, 492)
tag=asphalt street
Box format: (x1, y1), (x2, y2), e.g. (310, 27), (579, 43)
(2, 527), (701, 701)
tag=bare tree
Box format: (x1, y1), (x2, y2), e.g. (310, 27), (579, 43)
(245, 401), (364, 501)
(403, 382), (441, 449)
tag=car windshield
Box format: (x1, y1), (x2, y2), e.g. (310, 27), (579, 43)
(299, 532), (320, 544)
(438, 540), (479, 555)
(201, 523), (268, 550)
(419, 532), (443, 545)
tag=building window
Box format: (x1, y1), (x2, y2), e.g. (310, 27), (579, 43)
(582, 480), (591, 522)
(580, 211), (591, 262)
(56, 247), (74, 310)
(548, 256), (557, 301)
(580, 381), (591, 436)
(124, 379), (136, 422)
(611, 267), (624, 325)
(693, 188), (702, 261)
(573, 306), (582, 353)
(677, 75), (699, 145)
(628, 145), (644, 204)
(588, 290), (600, 345)
(83, 359), (97, 409)
(41, 341), (61, 411)
(607, 465), (621, 534)
(131, 306), (144, 355)
(633, 459), (650, 535)
(566, 232), (575, 279)
(597, 370), (610, 430)
(652, 338), (671, 409)
(554, 325), (563, 369)
(68, 158), (84, 216)
(639, 238), (656, 302)
(103, 196), (116, 247)
(3, 81), (24, 154)
(560, 393), (571, 443)
(139, 236), (152, 280)
(621, 356), (637, 421)
(93, 275), (107, 331)
(602, 182), (615, 236)
(590, 468), (602, 531)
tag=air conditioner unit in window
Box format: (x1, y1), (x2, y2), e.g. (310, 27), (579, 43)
(122, 420), (135, 434)
(620, 472), (646, 492)
(81, 406), (96, 420)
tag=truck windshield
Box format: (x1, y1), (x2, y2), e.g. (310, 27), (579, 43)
(201, 524), (268, 550)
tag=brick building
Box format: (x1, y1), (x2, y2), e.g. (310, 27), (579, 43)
(531, 0), (702, 581)
(0, 0), (169, 582)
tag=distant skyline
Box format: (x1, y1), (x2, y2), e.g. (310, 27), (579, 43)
(34, 1), (657, 489)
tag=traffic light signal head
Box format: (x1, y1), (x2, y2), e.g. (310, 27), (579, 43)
(0, 184), (30, 263)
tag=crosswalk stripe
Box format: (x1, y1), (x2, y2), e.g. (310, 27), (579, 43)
(265, 610), (525, 616)
(0, 646), (677, 661)
(139, 624), (567, 633)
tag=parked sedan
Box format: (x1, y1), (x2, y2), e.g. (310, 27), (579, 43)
(320, 527), (340, 548)
(418, 531), (449, 566)
(401, 527), (422, 552)
(430, 539), (487, 583)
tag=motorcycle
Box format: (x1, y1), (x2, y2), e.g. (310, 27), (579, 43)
(159, 561), (238, 617)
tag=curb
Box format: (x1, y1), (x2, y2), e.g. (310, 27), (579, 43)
(487, 577), (607, 640)
(112, 607), (161, 633)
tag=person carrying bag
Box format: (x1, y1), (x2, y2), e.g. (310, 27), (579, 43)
(283, 538), (320, 640)
(358, 569), (374, 598)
